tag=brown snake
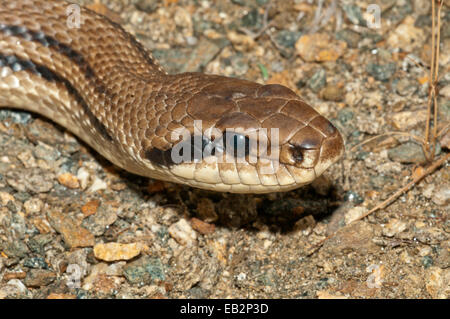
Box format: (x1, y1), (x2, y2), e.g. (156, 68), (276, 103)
(0, 0), (344, 193)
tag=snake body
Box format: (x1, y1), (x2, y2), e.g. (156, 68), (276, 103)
(0, 0), (344, 193)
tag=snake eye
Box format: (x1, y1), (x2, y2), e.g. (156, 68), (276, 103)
(291, 146), (304, 163)
(223, 132), (250, 158)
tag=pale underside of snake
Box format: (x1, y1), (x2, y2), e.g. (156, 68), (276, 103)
(0, 0), (344, 193)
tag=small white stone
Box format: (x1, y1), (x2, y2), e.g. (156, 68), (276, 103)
(76, 167), (90, 190)
(382, 218), (407, 237)
(24, 198), (44, 214)
(345, 206), (368, 224)
(168, 219), (197, 246)
(6, 279), (27, 294)
(87, 176), (107, 193)
(237, 273), (246, 281)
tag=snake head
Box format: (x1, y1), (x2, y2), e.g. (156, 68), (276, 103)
(143, 74), (344, 193)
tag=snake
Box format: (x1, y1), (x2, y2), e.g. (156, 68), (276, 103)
(0, 0), (344, 193)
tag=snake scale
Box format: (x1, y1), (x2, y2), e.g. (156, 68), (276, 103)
(0, 0), (344, 193)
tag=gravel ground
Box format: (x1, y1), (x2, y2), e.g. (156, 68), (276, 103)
(0, 0), (449, 299)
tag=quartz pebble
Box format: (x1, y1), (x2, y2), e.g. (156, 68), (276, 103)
(93, 242), (144, 262)
(168, 218), (197, 246)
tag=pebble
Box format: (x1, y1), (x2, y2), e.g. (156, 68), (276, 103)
(168, 218), (197, 246)
(0, 279), (29, 298)
(82, 262), (122, 291)
(414, 227), (447, 245)
(3, 272), (26, 281)
(418, 246), (432, 257)
(33, 142), (61, 162)
(240, 8), (260, 28)
(295, 33), (347, 62)
(0, 191), (14, 205)
(47, 293), (76, 299)
(24, 269), (56, 287)
(123, 256), (165, 285)
(391, 110), (427, 130)
(275, 30), (302, 48)
(23, 257), (49, 269)
(5, 168), (54, 193)
(82, 204), (118, 236)
(440, 84), (450, 98)
(414, 0), (431, 15)
(366, 63), (396, 82)
(422, 184), (435, 199)
(323, 221), (379, 255)
(174, 7), (193, 30)
(344, 206), (368, 224)
(425, 267), (449, 299)
(317, 290), (347, 299)
(321, 84), (345, 101)
(395, 78), (418, 96)
(76, 167), (90, 190)
(293, 215), (315, 232)
(3, 240), (29, 258)
(387, 142), (440, 164)
(431, 185), (450, 206)
(227, 31), (256, 52)
(81, 200), (100, 217)
(23, 198), (43, 214)
(382, 218), (407, 237)
(307, 68), (326, 92)
(341, 4), (366, 26)
(435, 241), (450, 269)
(335, 29), (362, 48)
(134, 0), (158, 13)
(0, 110), (32, 124)
(337, 108), (354, 125)
(387, 16), (425, 52)
(17, 150), (37, 168)
(87, 176), (107, 193)
(93, 242), (144, 262)
(57, 172), (80, 189)
(25, 119), (65, 145)
(190, 217), (215, 235)
(344, 191), (364, 204)
(47, 210), (95, 248)
(422, 256), (434, 268)
(13, 191), (31, 203)
(27, 234), (52, 254)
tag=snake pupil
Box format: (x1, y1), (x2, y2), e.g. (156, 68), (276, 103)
(291, 146), (303, 163)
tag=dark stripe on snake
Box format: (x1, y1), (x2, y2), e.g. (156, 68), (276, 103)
(0, 53), (112, 141)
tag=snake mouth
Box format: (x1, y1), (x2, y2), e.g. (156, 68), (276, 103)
(142, 115), (344, 193)
(159, 126), (344, 193)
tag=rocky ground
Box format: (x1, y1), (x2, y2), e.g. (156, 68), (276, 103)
(0, 0), (449, 299)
